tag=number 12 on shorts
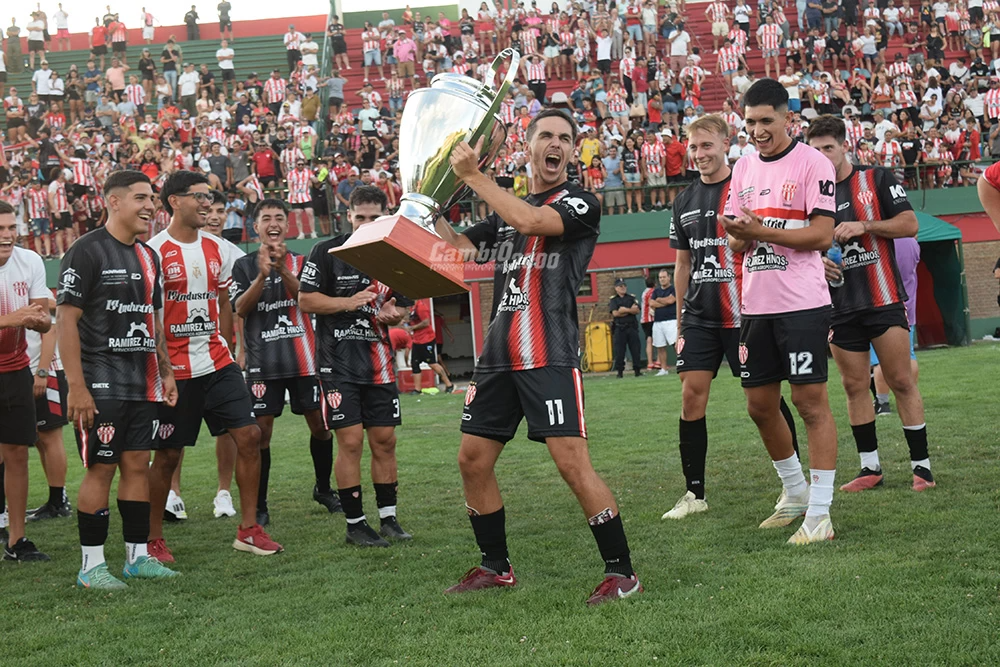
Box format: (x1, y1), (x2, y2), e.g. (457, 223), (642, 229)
(545, 399), (564, 426)
(788, 352), (814, 376)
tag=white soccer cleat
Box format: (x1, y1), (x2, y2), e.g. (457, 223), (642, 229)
(787, 515), (835, 545)
(165, 490), (188, 520)
(213, 490), (237, 518)
(661, 491), (708, 520)
(0, 509), (8, 529)
(759, 490), (808, 529)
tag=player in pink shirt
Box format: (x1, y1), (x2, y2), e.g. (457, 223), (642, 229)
(720, 79), (840, 545)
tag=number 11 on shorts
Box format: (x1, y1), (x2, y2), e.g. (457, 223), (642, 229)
(546, 399), (564, 426)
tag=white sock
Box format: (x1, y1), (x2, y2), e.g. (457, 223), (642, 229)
(876, 393), (889, 404)
(773, 454), (808, 499)
(81, 545), (106, 573)
(806, 469), (836, 519)
(860, 450), (881, 471)
(378, 505), (396, 520)
(911, 458), (930, 471)
(346, 515), (367, 525)
(126, 541), (148, 565)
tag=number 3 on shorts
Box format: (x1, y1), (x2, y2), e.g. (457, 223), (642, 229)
(788, 351), (814, 376)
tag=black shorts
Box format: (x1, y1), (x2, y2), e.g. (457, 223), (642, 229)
(560, 48), (574, 57)
(496, 176), (514, 188)
(91, 44), (108, 55)
(220, 19), (233, 31)
(411, 342), (438, 374)
(0, 72), (5, 83)
(676, 324), (741, 377)
(112, 41), (127, 53)
(222, 69), (235, 81)
(641, 321), (653, 338)
(247, 375), (321, 417)
(29, 40), (45, 53)
(830, 304), (908, 353)
(597, 59), (611, 74)
(157, 363), (257, 448)
(291, 201), (312, 210)
(36, 370), (69, 432)
(75, 400), (159, 467)
(461, 366), (586, 444)
(0, 367), (37, 446)
(739, 307), (831, 387)
(6, 118), (24, 129)
(332, 36), (348, 55)
(319, 379), (401, 430)
(53, 212), (73, 230)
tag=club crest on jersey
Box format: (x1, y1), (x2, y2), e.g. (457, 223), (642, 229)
(251, 382), (267, 399)
(857, 189), (875, 208)
(13, 281), (28, 298)
(209, 259), (221, 278)
(327, 391), (343, 409)
(158, 423), (175, 440)
(738, 343), (749, 365)
(781, 180), (797, 205)
(676, 337), (685, 354)
(465, 384), (477, 406)
(97, 424), (116, 444)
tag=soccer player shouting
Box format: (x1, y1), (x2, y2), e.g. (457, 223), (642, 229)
(231, 199), (335, 526)
(299, 186), (411, 548)
(58, 171), (178, 588)
(719, 80), (840, 545)
(0, 200), (52, 562)
(434, 109), (640, 605)
(663, 115), (801, 520)
(806, 115), (934, 492)
(147, 171), (281, 560)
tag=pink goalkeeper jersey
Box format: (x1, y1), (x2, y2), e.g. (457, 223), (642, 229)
(724, 140), (836, 316)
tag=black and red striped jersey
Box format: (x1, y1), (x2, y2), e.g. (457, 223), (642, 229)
(231, 250), (317, 381)
(299, 235), (411, 385)
(56, 227), (164, 402)
(669, 176), (743, 329)
(831, 166), (911, 317)
(464, 182), (599, 372)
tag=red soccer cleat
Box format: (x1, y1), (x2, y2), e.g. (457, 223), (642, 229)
(839, 468), (884, 492)
(912, 466), (936, 492)
(147, 538), (175, 563)
(586, 573), (642, 606)
(233, 524), (283, 556)
(444, 566), (517, 594)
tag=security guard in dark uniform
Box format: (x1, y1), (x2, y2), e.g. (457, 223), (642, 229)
(609, 278), (643, 378)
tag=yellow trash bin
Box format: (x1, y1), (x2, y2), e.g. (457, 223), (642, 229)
(583, 322), (613, 373)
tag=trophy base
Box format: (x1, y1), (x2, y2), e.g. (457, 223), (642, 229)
(329, 215), (469, 299)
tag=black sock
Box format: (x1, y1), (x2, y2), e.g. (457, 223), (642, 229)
(373, 481), (398, 519)
(870, 371), (878, 401)
(589, 513), (633, 578)
(117, 499), (150, 544)
(310, 435), (333, 492)
(78, 509), (110, 572)
(678, 417), (708, 499)
(257, 448), (271, 512)
(903, 425), (929, 462)
(779, 396), (800, 458)
(0, 463), (6, 510)
(469, 507), (510, 574)
(48, 486), (65, 507)
(338, 485), (364, 522)
(851, 421), (879, 458)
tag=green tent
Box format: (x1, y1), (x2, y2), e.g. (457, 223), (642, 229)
(915, 213), (969, 346)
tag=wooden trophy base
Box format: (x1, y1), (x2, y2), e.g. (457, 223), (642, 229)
(329, 215), (469, 299)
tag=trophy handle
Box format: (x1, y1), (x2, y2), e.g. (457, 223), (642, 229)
(482, 48), (521, 100)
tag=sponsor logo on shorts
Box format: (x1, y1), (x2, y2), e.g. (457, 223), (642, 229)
(251, 382), (267, 399)
(738, 343), (749, 365)
(676, 336), (685, 354)
(465, 384), (477, 406)
(97, 424), (116, 444)
(327, 390), (342, 409)
(158, 423), (175, 440)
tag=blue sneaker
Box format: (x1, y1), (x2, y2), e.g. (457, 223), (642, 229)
(77, 563), (128, 590)
(122, 555), (180, 580)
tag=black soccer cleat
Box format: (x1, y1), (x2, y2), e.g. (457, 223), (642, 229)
(634, 370), (643, 377)
(3, 537), (50, 562)
(444, 384), (456, 394)
(409, 390), (421, 395)
(346, 521), (390, 548)
(27, 500), (72, 522)
(379, 516), (412, 541)
(313, 486), (343, 513)
(616, 371), (624, 379)
(874, 399), (892, 416)
(256, 510), (270, 527)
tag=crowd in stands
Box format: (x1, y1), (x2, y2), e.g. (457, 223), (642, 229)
(2, 1), (999, 256)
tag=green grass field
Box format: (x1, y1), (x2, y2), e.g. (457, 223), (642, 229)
(3, 344), (999, 666)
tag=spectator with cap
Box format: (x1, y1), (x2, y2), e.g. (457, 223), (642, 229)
(609, 278), (644, 379)
(177, 62), (200, 115)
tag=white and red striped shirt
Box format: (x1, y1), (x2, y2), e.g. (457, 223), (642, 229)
(758, 24), (781, 50)
(896, 89), (918, 107)
(887, 61), (913, 80)
(387, 77), (405, 98)
(204, 126), (226, 144)
(722, 111), (743, 132)
(500, 99), (516, 125)
(263, 77), (287, 103)
(285, 30), (304, 50)
(26, 188), (48, 219)
(526, 60), (546, 81)
(244, 174), (264, 200)
(985, 88), (1000, 119)
(706, 2), (729, 22)
(111, 21), (127, 42)
(362, 29), (381, 52)
(718, 46), (740, 72)
(878, 140), (902, 167)
(620, 57), (635, 80)
(559, 30), (574, 48)
(292, 124), (316, 144)
(280, 146), (305, 175)
(641, 142), (664, 174)
(813, 82), (830, 105)
(48, 180), (68, 213)
(286, 167), (313, 204)
(147, 231), (236, 380)
(70, 157), (96, 189)
(125, 83), (145, 107)
(608, 91), (628, 114)
(846, 121), (864, 147)
(519, 32), (537, 55)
